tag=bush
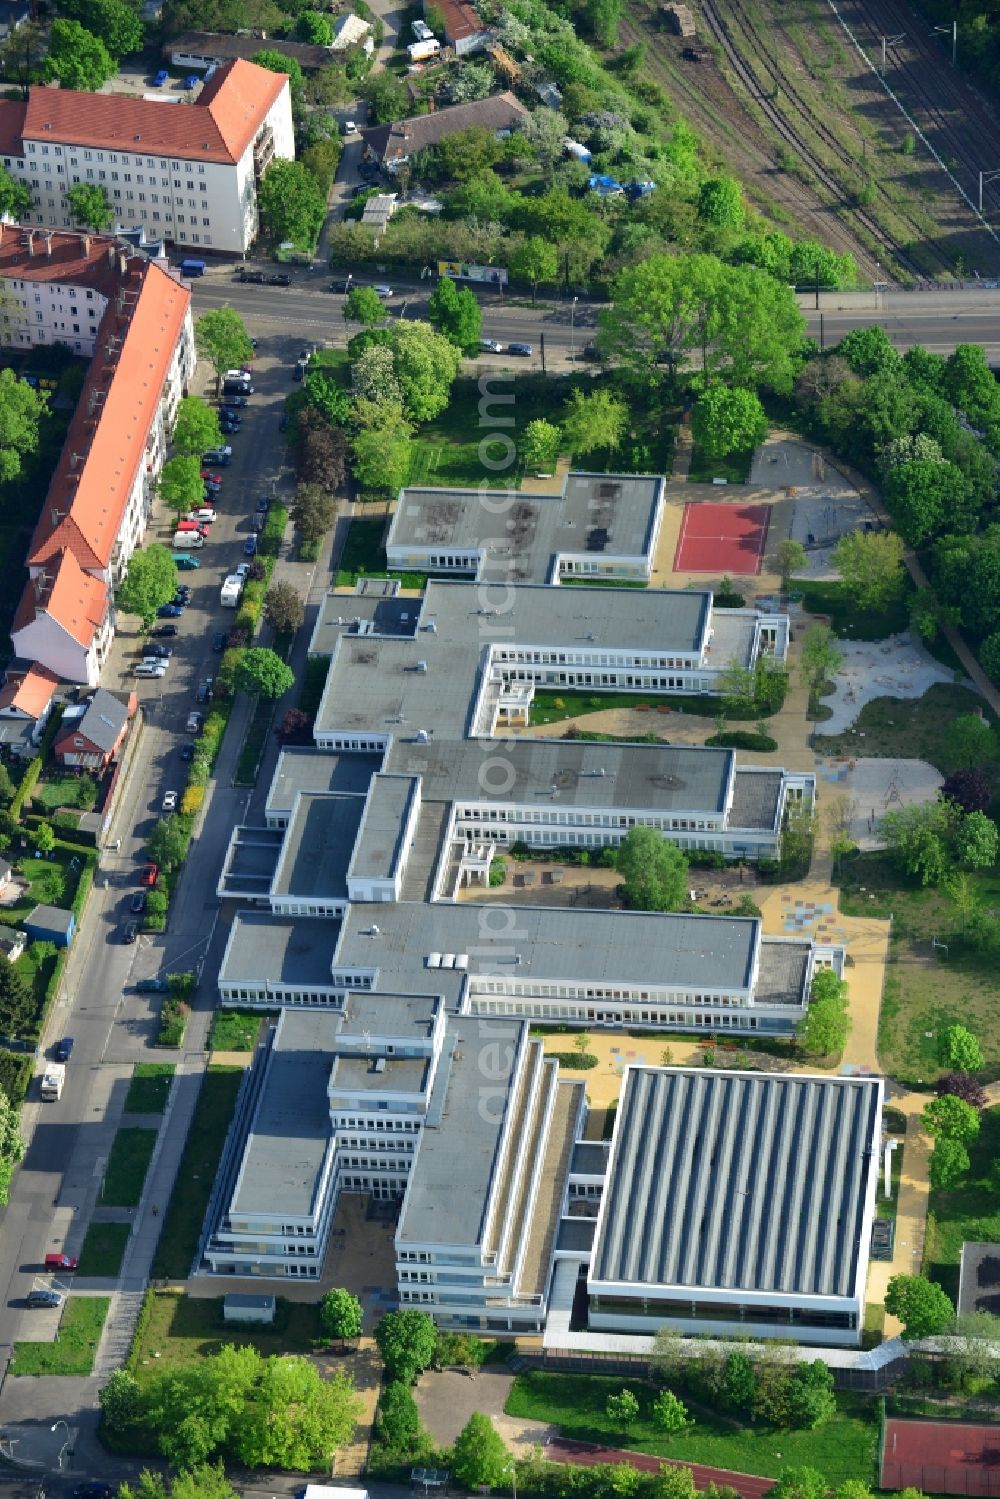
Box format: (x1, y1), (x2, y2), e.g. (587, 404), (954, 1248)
(180, 785), (204, 817)
(545, 1051), (599, 1069)
(157, 998), (188, 1048)
(0, 1049), (32, 1104)
(706, 730), (778, 751)
(488, 857), (507, 887)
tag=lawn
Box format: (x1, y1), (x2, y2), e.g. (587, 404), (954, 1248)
(124, 1064), (175, 1115)
(925, 1103), (1000, 1305)
(813, 682), (991, 774)
(208, 1008), (271, 1052)
(102, 1127), (158, 1207)
(792, 576), (915, 641)
(11, 1296), (110, 1376)
(151, 1067), (243, 1280)
(77, 1221), (130, 1277)
(32, 775), (99, 813)
(234, 697), (273, 786)
(837, 852), (1000, 1083)
(132, 1290), (320, 1383)
(687, 445), (753, 484)
(528, 688), (767, 728)
(505, 1372), (878, 1486)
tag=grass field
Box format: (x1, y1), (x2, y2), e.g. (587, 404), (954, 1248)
(32, 775), (99, 813)
(151, 1067), (242, 1280)
(528, 687), (766, 728)
(792, 576), (915, 642)
(837, 852), (1000, 1083)
(333, 517), (429, 590)
(208, 1009), (270, 1052)
(687, 445), (753, 484)
(11, 1296), (110, 1376)
(234, 697), (273, 786)
(505, 1372), (878, 1485)
(925, 1104), (1000, 1304)
(814, 683), (990, 775)
(132, 1291), (320, 1382)
(77, 1221), (130, 1277)
(124, 1064), (175, 1115)
(102, 1127), (158, 1208)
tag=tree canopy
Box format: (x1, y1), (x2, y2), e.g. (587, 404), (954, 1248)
(374, 1308), (437, 1383)
(938, 1024), (984, 1072)
(320, 1288), (363, 1342)
(830, 530), (905, 609)
(451, 1412), (511, 1489)
(173, 397), (221, 458)
(235, 648), (295, 700)
(922, 1093), (981, 1144)
(194, 308), (254, 390)
(66, 183), (115, 231)
(427, 276), (482, 353)
(0, 368), (47, 483)
(884, 1273), (954, 1339)
(147, 815), (189, 869)
(691, 386), (768, 458)
(158, 455), (204, 519)
(797, 968), (850, 1057)
(258, 159), (326, 248)
(60, 0), (143, 56)
(561, 388), (627, 457)
(616, 827), (688, 913)
(116, 545), (178, 627)
(0, 166), (31, 223)
(263, 582), (304, 636)
(344, 286), (386, 325)
(44, 19), (116, 89)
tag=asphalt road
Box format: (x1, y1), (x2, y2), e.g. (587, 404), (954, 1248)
(0, 331), (298, 1368)
(191, 274), (1000, 363)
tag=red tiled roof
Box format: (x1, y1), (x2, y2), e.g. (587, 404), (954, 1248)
(0, 663), (59, 718)
(431, 0), (487, 42)
(13, 548), (108, 648)
(22, 59), (287, 165)
(0, 223), (130, 294)
(28, 254), (190, 572)
(0, 98), (26, 156)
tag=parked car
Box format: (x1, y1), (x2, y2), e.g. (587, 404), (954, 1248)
(150, 624), (177, 638)
(122, 922), (138, 944)
(195, 678), (214, 704)
(256, 494), (269, 513)
(162, 790), (178, 812)
(179, 742), (195, 761)
(219, 393), (247, 409)
(134, 662), (166, 678)
(134, 977), (168, 994)
(157, 603), (183, 618)
(143, 644), (171, 660)
(236, 561), (252, 580)
(45, 1252), (78, 1271)
(243, 535), (258, 556)
(374, 284), (393, 298)
(251, 511), (265, 533)
(201, 470), (223, 486)
(279, 412), (288, 431)
(186, 711), (203, 733)
(240, 269), (265, 284)
(74, 1483), (115, 1499)
(130, 891), (146, 915)
(480, 339), (503, 353)
(54, 1038), (74, 1062)
(220, 418), (241, 432)
(187, 508), (217, 523)
(507, 342), (533, 356)
(27, 1290), (62, 1308)
(152, 68), (168, 86)
(202, 448), (232, 465)
(268, 273), (291, 286)
(140, 863), (159, 886)
(212, 630), (226, 651)
(172, 554), (201, 569)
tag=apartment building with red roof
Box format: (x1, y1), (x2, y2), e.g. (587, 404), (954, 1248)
(0, 58), (293, 252)
(5, 227), (194, 684)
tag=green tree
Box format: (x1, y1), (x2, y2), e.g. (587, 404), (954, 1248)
(929, 1135), (970, 1189)
(258, 159), (326, 249)
(522, 418), (562, 472)
(830, 530), (905, 610)
(374, 1308), (437, 1384)
(158, 455), (204, 521)
(787, 1361), (836, 1430)
(584, 0), (622, 45)
(797, 967), (850, 1057)
(561, 388), (627, 457)
(436, 128), (505, 182)
(938, 1024), (984, 1072)
(651, 1389), (689, 1435)
(120, 1464), (238, 1499)
(232, 1356), (360, 1470)
(263, 582), (304, 636)
(292, 483), (336, 542)
(320, 1288), (363, 1342)
(0, 165), (30, 222)
(0, 1085), (23, 1203)
(427, 277), (482, 354)
(32, 821), (55, 854)
(66, 183), (115, 231)
(352, 344), (404, 408)
(884, 1273), (954, 1339)
(767, 1470), (828, 1499)
(234, 648), (295, 700)
(799, 622), (844, 698)
(922, 1093), (981, 1144)
(691, 386), (767, 458)
(362, 69), (409, 123)
(616, 826), (688, 913)
(194, 308), (254, 395)
(252, 50), (303, 92)
(344, 288), (386, 325)
(697, 176), (744, 229)
(955, 810), (998, 870)
(375, 1379), (421, 1451)
(60, 0), (143, 56)
(0, 367), (46, 483)
(99, 1368), (142, 1435)
(945, 713), (997, 771)
(298, 10), (332, 42)
(650, 1469), (697, 1499)
(451, 1412), (511, 1489)
(44, 19), (115, 89)
(720, 1350), (756, 1412)
(776, 539), (807, 592)
(116, 545), (178, 627)
(146, 814), (189, 870)
(510, 236), (559, 304)
(303, 369), (353, 427)
(0, 950), (34, 1035)
(837, 325), (900, 377)
(606, 1387), (641, 1430)
(884, 460), (969, 545)
(880, 801), (953, 886)
(388, 321), (462, 422)
(351, 403), (413, 494)
(173, 396), (221, 459)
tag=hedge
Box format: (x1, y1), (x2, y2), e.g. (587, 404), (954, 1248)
(544, 1051), (599, 1070)
(706, 729), (778, 752)
(0, 1049), (33, 1104)
(10, 757), (42, 822)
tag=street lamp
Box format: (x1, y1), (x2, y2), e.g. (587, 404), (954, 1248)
(878, 33), (905, 70)
(932, 20), (957, 64)
(570, 295), (578, 363)
(50, 1421), (72, 1469)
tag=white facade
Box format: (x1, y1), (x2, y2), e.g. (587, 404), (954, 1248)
(12, 597), (114, 687)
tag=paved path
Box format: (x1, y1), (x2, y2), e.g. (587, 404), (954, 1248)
(546, 1437), (775, 1499)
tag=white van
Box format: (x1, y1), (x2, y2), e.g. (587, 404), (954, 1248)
(173, 532), (205, 549)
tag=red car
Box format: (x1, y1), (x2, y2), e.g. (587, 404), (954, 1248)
(44, 1253), (78, 1270)
(201, 471), (222, 487)
(140, 862), (159, 887)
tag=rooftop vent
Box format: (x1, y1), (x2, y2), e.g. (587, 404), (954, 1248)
(416, 729), (430, 743)
(416, 659), (428, 673)
(427, 952), (442, 968)
(371, 1056), (386, 1074)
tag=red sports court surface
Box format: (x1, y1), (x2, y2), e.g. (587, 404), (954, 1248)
(882, 1418), (1000, 1495)
(674, 501), (771, 575)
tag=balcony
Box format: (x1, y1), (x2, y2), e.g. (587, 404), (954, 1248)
(253, 127), (276, 179)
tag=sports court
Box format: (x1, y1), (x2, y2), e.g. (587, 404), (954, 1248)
(673, 501), (771, 575)
(881, 1418), (1000, 1495)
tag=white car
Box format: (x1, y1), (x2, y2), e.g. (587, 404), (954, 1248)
(480, 339), (503, 353)
(186, 508), (217, 523)
(134, 662), (166, 678)
(161, 790), (178, 812)
(235, 562), (251, 580)
(142, 654), (170, 670)
(374, 284), (393, 298)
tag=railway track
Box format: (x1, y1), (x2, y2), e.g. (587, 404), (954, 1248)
(697, 0), (925, 278)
